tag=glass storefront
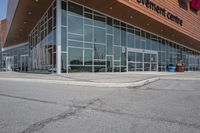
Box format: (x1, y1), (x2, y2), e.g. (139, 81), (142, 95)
(28, 0), (57, 73)
(1, 44), (29, 71)
(3, 0), (199, 73)
(60, 0), (200, 73)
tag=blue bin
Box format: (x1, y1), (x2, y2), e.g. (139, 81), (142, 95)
(167, 66), (176, 72)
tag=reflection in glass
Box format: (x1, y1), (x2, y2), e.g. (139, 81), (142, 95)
(61, 1), (67, 26)
(68, 15), (83, 34)
(68, 2), (83, 16)
(107, 56), (113, 72)
(68, 48), (83, 65)
(94, 44), (106, 59)
(94, 27), (106, 43)
(84, 25), (93, 42)
(84, 49), (93, 65)
(107, 35), (113, 55)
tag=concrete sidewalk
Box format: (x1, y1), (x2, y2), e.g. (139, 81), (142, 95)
(0, 72), (199, 88)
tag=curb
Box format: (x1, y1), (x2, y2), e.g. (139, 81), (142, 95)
(0, 77), (160, 88)
(160, 77), (200, 81)
(127, 77), (160, 89)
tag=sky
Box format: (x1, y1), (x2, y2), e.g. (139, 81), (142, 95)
(0, 0), (8, 21)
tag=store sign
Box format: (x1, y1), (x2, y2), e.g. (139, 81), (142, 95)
(134, 0), (183, 26)
(190, 0), (200, 10)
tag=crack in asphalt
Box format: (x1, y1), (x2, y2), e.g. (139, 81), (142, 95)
(90, 107), (200, 130)
(0, 120), (9, 129)
(0, 93), (57, 105)
(19, 98), (101, 133)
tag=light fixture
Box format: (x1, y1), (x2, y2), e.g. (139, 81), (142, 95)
(109, 7), (113, 10)
(130, 16), (133, 19)
(35, 0), (39, 2)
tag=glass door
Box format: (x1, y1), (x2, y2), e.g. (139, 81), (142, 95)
(107, 56), (113, 72)
(20, 55), (29, 72)
(136, 52), (143, 71)
(150, 54), (158, 71)
(128, 48), (158, 72)
(144, 53), (151, 71)
(6, 56), (14, 71)
(128, 52), (136, 71)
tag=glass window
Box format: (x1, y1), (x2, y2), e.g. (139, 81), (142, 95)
(61, 1), (67, 26)
(48, 19), (52, 34)
(94, 60), (106, 66)
(84, 43), (93, 49)
(158, 38), (162, 51)
(61, 27), (67, 51)
(84, 49), (93, 65)
(68, 2), (83, 16)
(135, 29), (140, 48)
(48, 7), (52, 19)
(84, 11), (93, 25)
(107, 35), (113, 55)
(68, 47), (83, 65)
(107, 56), (113, 72)
(121, 52), (126, 66)
(151, 35), (157, 50)
(114, 20), (120, 26)
(94, 66), (106, 72)
(94, 27), (106, 44)
(128, 52), (135, 62)
(141, 41), (146, 50)
(53, 9), (56, 27)
(146, 33), (151, 50)
(61, 53), (67, 72)
(84, 18), (93, 25)
(161, 39), (166, 52)
(84, 25), (93, 42)
(68, 15), (83, 34)
(68, 34), (83, 41)
(84, 8), (92, 13)
(68, 40), (83, 48)
(114, 46), (121, 60)
(84, 12), (92, 19)
(141, 31), (146, 49)
(136, 52), (143, 62)
(141, 30), (146, 41)
(121, 27), (126, 46)
(94, 44), (106, 59)
(114, 26), (120, 46)
(107, 17), (113, 34)
(94, 15), (106, 28)
(127, 28), (134, 48)
(151, 54), (157, 63)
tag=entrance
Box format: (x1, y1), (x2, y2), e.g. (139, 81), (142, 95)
(128, 48), (158, 72)
(20, 55), (29, 72)
(6, 56), (14, 71)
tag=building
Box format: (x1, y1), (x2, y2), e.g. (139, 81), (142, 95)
(0, 0), (200, 74)
(0, 22), (2, 71)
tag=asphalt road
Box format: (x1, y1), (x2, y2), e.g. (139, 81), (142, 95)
(0, 79), (200, 133)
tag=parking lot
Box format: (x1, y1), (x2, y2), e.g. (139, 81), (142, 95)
(0, 73), (200, 133)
